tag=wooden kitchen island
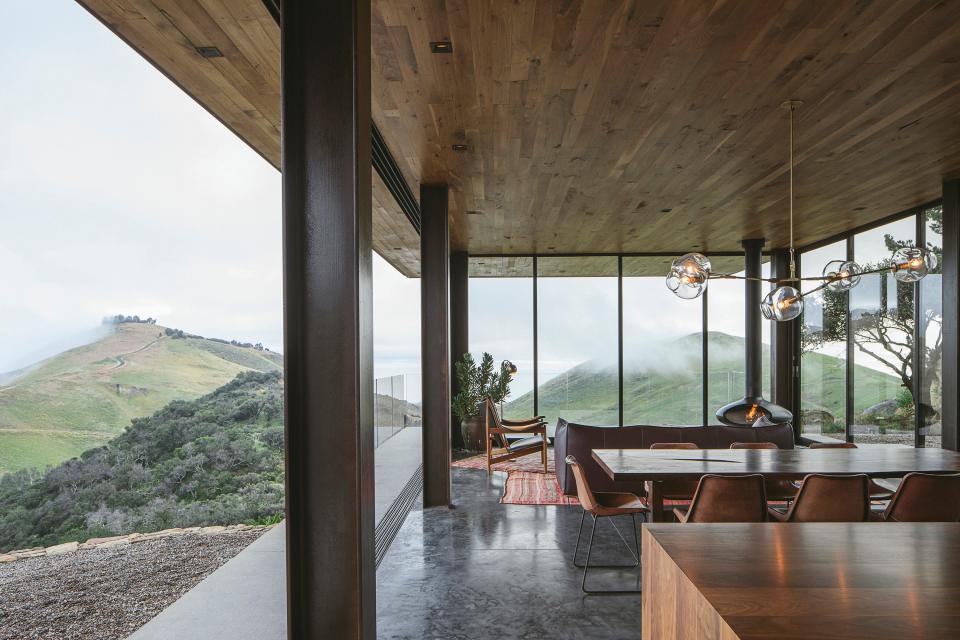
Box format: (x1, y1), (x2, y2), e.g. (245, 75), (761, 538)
(642, 522), (960, 640)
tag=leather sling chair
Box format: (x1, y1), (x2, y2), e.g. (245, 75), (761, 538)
(769, 474), (871, 522)
(879, 472), (960, 522)
(807, 442), (895, 500)
(674, 474), (768, 523)
(566, 455), (646, 595)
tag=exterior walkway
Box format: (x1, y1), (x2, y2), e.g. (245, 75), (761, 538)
(128, 427), (422, 640)
(128, 454), (642, 639)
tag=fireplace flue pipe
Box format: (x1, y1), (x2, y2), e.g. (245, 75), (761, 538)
(715, 238), (793, 426)
(743, 238), (764, 400)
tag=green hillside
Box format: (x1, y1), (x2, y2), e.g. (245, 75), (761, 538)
(504, 332), (900, 428)
(0, 371), (285, 551)
(0, 323), (283, 475)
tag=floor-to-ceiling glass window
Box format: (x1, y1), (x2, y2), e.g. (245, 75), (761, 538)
(799, 240), (848, 437)
(622, 257), (703, 425)
(850, 217), (916, 445)
(706, 258), (771, 424)
(799, 206), (942, 448)
(468, 257), (534, 420)
(920, 204), (943, 448)
(536, 256), (619, 429)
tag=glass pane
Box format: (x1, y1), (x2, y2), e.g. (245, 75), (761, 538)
(921, 205), (943, 448)
(851, 217), (915, 446)
(706, 261), (771, 424)
(622, 257), (703, 425)
(536, 257), (619, 429)
(799, 241), (848, 437)
(468, 257), (534, 420)
(372, 253), (422, 524)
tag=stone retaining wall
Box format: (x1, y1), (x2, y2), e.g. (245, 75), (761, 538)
(0, 523), (278, 564)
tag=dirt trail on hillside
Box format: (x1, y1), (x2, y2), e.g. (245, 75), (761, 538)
(109, 336), (166, 370)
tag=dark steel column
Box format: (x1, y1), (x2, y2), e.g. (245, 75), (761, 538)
(742, 239), (765, 399)
(942, 179), (959, 450)
(280, 1), (374, 638)
(914, 212), (926, 448)
(617, 256), (624, 427)
(701, 289), (709, 426)
(533, 256), (539, 417)
(421, 184), (452, 506)
(771, 249), (799, 438)
(450, 251), (469, 449)
(845, 237), (855, 443)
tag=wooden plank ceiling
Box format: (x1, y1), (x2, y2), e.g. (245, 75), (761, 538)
(79, 0), (960, 277)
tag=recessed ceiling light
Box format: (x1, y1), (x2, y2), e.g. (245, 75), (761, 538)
(196, 46), (223, 58)
(452, 144), (468, 152)
(430, 41), (453, 53)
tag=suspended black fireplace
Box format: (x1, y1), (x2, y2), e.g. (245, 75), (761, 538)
(716, 239), (793, 426)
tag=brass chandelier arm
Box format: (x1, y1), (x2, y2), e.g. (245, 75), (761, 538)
(709, 262), (893, 284)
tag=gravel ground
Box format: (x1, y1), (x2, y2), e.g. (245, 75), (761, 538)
(0, 529), (265, 640)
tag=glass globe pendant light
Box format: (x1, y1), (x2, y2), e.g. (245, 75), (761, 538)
(666, 253), (711, 299)
(890, 246), (937, 283)
(822, 260), (862, 291)
(761, 285), (803, 321)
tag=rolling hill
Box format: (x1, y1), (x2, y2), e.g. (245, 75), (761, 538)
(0, 370), (286, 551)
(504, 332), (902, 428)
(0, 323), (283, 475)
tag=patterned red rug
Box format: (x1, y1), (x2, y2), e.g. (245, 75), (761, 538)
(452, 453), (579, 506)
(451, 453), (556, 474)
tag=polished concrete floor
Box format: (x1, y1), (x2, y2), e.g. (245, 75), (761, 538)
(127, 463), (642, 639)
(377, 468), (643, 640)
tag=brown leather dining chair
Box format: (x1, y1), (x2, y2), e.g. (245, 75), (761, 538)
(674, 474), (768, 523)
(769, 474), (871, 522)
(807, 442), (895, 500)
(879, 473), (960, 522)
(565, 455), (646, 594)
(729, 442), (778, 449)
(729, 442), (798, 502)
(808, 442), (857, 449)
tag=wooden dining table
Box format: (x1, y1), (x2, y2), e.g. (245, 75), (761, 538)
(592, 447), (960, 521)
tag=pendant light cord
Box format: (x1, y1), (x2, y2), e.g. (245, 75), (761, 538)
(788, 103), (796, 281)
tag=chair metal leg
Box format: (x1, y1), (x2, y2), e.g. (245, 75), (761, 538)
(573, 514), (639, 568)
(572, 511), (586, 565)
(578, 514), (642, 595)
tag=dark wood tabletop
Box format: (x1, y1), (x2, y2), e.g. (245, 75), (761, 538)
(642, 522), (960, 639)
(593, 447), (960, 481)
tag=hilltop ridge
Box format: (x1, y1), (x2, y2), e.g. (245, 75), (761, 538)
(0, 323), (282, 474)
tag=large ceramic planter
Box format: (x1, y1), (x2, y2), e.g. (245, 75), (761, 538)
(460, 414), (486, 452)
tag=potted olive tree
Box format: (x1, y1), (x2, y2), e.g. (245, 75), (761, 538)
(452, 353), (511, 451)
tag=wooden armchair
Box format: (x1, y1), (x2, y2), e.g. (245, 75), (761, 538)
(483, 396), (548, 474)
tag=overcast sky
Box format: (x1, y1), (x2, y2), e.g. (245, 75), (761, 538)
(0, 1), (420, 380)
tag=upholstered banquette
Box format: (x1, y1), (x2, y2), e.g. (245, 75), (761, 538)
(553, 419), (796, 496)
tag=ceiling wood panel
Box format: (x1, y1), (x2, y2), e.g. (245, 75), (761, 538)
(370, 0), (960, 255)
